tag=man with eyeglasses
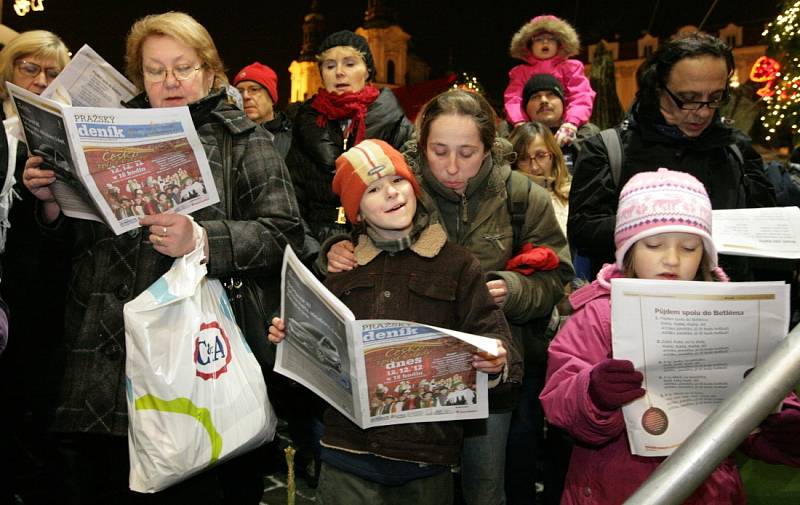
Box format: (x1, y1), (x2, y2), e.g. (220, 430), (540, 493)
(568, 32), (775, 281)
(232, 62), (292, 159)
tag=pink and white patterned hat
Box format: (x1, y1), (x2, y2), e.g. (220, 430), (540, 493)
(614, 168), (717, 270)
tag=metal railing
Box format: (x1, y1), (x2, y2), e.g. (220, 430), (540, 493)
(625, 321), (800, 505)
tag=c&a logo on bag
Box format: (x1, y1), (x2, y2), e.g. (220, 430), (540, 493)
(194, 321), (233, 380)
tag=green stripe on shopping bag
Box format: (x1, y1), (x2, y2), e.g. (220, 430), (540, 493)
(134, 395), (223, 466)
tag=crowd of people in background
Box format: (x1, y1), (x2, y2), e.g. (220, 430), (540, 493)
(0, 8), (799, 505)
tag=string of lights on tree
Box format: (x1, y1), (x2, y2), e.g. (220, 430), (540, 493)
(757, 0), (800, 142)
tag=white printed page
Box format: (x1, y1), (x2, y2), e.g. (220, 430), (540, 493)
(713, 207), (800, 259)
(611, 278), (789, 457)
(42, 44), (138, 108)
(276, 246), (360, 424)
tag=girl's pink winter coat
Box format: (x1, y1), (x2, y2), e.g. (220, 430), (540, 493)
(539, 266), (797, 504)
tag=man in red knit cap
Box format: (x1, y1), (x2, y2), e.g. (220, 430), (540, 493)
(234, 62), (292, 158)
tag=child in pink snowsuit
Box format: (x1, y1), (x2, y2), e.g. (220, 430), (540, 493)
(505, 15), (595, 146)
(540, 168), (800, 504)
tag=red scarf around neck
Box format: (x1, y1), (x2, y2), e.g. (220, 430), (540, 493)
(311, 85), (380, 146)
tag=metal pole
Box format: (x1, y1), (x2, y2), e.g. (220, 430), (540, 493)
(625, 322), (800, 505)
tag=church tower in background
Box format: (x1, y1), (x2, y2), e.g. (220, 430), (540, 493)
(356, 0), (409, 87)
(289, 0), (324, 102)
(289, 0), (430, 102)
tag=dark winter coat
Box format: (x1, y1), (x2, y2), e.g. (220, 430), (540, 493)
(321, 223), (513, 466)
(285, 87), (414, 244)
(568, 102), (776, 280)
(561, 121), (601, 174)
(47, 90), (304, 435)
(0, 105), (71, 417)
(261, 110), (292, 160)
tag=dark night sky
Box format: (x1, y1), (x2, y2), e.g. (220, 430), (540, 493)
(1, 1), (783, 107)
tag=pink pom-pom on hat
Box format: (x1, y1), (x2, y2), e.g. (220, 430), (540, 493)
(614, 168), (720, 274)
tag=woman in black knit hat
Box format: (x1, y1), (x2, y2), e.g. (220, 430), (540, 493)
(286, 30), (414, 245)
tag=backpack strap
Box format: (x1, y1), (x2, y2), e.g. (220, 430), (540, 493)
(599, 128), (623, 187)
(726, 142), (744, 166)
(506, 171), (531, 253)
(724, 141), (747, 206)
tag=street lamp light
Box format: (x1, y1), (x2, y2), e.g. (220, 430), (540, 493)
(13, 0), (44, 17)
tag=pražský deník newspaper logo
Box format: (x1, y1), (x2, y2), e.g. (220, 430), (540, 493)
(194, 321), (232, 380)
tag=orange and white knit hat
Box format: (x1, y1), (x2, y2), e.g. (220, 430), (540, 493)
(332, 139), (421, 223)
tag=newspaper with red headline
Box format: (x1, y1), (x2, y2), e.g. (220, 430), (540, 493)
(8, 82), (219, 235)
(275, 246), (496, 429)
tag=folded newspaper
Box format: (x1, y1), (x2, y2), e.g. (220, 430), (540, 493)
(8, 80), (219, 235)
(275, 246), (498, 429)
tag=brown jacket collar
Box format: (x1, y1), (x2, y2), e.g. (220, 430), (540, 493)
(354, 223), (447, 265)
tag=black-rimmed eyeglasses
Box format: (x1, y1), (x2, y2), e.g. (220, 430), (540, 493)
(662, 86), (730, 111)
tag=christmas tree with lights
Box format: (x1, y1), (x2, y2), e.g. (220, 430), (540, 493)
(759, 0), (800, 144)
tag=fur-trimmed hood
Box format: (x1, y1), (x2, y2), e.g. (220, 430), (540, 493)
(510, 14), (580, 60)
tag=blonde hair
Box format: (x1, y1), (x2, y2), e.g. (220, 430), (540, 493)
(316, 46), (368, 66)
(0, 30), (70, 101)
(316, 46), (369, 88)
(124, 11), (227, 91)
(508, 121), (570, 204)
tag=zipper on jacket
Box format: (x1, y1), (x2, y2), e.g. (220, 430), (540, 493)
(342, 120), (352, 151)
(459, 193), (468, 227)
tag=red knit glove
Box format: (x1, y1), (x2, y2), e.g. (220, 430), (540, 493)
(504, 242), (559, 275)
(588, 358), (645, 411)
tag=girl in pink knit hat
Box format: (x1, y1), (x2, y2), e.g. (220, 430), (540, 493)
(539, 168), (800, 504)
(504, 15), (595, 145)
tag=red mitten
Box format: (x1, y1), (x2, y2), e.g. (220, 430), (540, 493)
(588, 358), (645, 411)
(504, 242), (559, 275)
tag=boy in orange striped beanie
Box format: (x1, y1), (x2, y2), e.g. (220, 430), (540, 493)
(331, 138), (421, 234)
(268, 139), (516, 503)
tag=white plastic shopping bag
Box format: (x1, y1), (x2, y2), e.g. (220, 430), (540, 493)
(124, 220), (275, 493)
